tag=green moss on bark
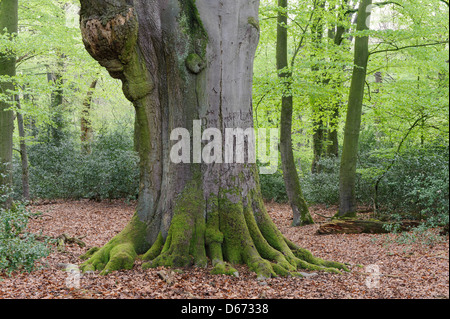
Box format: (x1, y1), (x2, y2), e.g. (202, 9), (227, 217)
(80, 174), (348, 277)
(80, 213), (148, 275)
(185, 53), (206, 74)
(177, 0), (208, 77)
(205, 196), (223, 262)
(142, 175), (207, 269)
(140, 232), (164, 261)
(247, 16), (260, 30)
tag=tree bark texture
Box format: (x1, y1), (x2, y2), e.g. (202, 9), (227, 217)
(81, 79), (98, 154)
(317, 219), (420, 235)
(78, 0), (346, 277)
(276, 0), (314, 226)
(15, 96), (30, 201)
(338, 0), (372, 217)
(0, 0), (18, 208)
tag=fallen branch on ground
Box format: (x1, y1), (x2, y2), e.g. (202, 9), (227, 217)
(56, 233), (86, 252)
(317, 219), (420, 235)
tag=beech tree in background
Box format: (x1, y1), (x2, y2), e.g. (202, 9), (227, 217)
(80, 78), (98, 154)
(277, 0), (314, 226)
(78, 0), (346, 277)
(0, 0), (18, 208)
(338, 0), (372, 217)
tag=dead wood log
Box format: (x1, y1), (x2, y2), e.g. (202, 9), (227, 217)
(440, 224), (449, 236)
(56, 233), (86, 251)
(317, 219), (420, 235)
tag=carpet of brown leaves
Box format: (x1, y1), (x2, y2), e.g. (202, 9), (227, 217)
(0, 199), (448, 300)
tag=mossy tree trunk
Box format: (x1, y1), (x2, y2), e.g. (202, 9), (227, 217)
(338, 0), (372, 217)
(15, 96), (30, 201)
(0, 0), (18, 209)
(78, 0), (346, 278)
(276, 0), (314, 227)
(80, 79), (98, 154)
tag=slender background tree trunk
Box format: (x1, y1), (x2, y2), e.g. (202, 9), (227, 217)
(277, 0), (314, 226)
(310, 0), (326, 174)
(15, 96), (30, 201)
(338, 0), (372, 217)
(81, 79), (98, 154)
(47, 54), (65, 146)
(0, 0), (18, 208)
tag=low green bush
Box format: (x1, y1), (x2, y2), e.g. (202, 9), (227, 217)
(0, 203), (51, 274)
(300, 156), (340, 205)
(262, 142), (448, 229)
(374, 144), (449, 225)
(13, 128), (139, 200)
(259, 169), (288, 203)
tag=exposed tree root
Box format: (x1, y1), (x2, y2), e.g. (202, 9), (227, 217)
(80, 215), (148, 275)
(80, 185), (348, 278)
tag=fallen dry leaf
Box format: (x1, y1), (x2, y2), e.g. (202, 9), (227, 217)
(0, 199), (448, 299)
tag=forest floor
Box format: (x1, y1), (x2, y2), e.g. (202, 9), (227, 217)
(0, 199), (448, 299)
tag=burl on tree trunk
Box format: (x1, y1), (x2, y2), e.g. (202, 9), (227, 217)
(78, 0), (347, 278)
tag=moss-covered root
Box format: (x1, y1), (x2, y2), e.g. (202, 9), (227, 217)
(79, 213), (148, 275)
(247, 186), (349, 275)
(142, 178), (208, 270)
(285, 238), (350, 273)
(142, 181), (348, 278)
(210, 260), (239, 276)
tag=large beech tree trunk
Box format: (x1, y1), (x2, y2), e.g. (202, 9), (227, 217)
(78, 0), (346, 278)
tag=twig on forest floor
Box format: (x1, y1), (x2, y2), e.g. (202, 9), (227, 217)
(353, 271), (402, 278)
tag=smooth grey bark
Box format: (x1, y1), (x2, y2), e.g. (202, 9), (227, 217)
(79, 0), (261, 244)
(0, 0), (18, 208)
(338, 0), (372, 217)
(78, 0), (347, 277)
(81, 79), (98, 154)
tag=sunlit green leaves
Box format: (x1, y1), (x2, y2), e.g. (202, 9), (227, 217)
(1, 0), (134, 146)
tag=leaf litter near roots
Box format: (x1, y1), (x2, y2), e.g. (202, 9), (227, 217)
(0, 199), (448, 299)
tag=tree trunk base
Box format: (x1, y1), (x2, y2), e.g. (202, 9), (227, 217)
(80, 187), (349, 278)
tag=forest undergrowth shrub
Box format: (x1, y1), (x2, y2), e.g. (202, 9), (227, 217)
(13, 128), (139, 200)
(258, 167), (288, 203)
(0, 194), (51, 274)
(11, 125), (448, 231)
(297, 142), (448, 229)
(376, 220), (447, 256)
(370, 144), (449, 227)
(301, 156), (340, 205)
